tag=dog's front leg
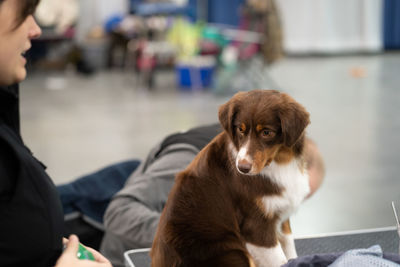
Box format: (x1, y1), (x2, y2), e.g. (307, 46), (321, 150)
(278, 220), (297, 260)
(246, 242), (287, 267)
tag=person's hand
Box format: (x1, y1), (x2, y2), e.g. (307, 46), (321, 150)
(55, 235), (112, 267)
(304, 138), (325, 198)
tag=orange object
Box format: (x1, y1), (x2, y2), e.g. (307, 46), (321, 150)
(350, 67), (367, 78)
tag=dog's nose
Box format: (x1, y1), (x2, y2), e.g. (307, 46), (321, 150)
(238, 161), (252, 174)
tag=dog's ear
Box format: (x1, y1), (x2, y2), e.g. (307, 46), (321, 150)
(218, 100), (235, 136)
(279, 98), (310, 147)
(218, 92), (245, 138)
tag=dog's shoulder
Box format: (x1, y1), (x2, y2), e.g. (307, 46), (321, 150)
(183, 132), (232, 176)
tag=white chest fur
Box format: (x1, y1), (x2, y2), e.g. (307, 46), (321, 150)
(260, 160), (310, 221)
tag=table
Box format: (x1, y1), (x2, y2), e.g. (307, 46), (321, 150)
(124, 226), (399, 267)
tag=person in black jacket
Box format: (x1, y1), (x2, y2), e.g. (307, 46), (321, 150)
(0, 0), (112, 266)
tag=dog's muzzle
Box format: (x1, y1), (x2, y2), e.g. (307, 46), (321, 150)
(237, 159), (252, 174)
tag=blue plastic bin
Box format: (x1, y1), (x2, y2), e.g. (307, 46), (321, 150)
(176, 56), (216, 90)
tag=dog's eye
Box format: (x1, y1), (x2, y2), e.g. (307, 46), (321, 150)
(236, 125), (245, 134)
(261, 129), (275, 138)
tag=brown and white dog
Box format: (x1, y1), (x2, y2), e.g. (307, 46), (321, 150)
(151, 90), (311, 267)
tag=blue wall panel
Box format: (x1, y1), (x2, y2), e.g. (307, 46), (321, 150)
(130, 0), (246, 26)
(207, 0), (245, 26)
(384, 0), (400, 49)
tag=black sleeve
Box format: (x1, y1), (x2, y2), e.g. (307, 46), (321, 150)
(0, 138), (18, 198)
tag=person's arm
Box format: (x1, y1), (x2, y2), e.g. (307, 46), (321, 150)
(103, 144), (198, 248)
(103, 173), (173, 248)
(104, 195), (161, 248)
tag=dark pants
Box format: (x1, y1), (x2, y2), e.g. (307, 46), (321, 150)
(57, 160), (140, 249)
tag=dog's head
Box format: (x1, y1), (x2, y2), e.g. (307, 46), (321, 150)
(218, 90), (310, 175)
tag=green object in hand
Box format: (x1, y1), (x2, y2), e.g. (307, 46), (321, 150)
(77, 243), (95, 261)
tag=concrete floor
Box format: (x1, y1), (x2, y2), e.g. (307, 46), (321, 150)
(20, 53), (400, 237)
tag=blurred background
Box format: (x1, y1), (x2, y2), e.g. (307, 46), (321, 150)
(21, 0), (400, 237)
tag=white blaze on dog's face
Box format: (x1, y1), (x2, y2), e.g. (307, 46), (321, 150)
(233, 120), (282, 175)
(219, 90), (310, 175)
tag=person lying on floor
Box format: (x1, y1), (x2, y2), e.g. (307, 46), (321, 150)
(97, 123), (325, 267)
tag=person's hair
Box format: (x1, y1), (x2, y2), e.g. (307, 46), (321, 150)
(0, 0), (41, 28)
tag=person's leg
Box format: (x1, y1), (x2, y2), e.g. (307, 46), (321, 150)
(57, 160), (140, 222)
(58, 159), (140, 250)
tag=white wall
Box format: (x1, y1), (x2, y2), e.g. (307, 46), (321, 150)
(277, 0), (383, 54)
